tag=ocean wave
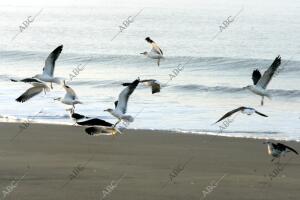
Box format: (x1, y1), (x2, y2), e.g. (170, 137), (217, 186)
(1, 50), (300, 72)
(171, 84), (300, 98)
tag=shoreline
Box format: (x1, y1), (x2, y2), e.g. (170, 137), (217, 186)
(1, 121), (299, 142)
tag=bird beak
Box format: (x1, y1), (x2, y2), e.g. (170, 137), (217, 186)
(54, 98), (59, 101)
(104, 109), (108, 112)
(140, 52), (144, 55)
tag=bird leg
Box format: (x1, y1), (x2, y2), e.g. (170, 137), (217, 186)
(50, 82), (53, 89)
(261, 96), (264, 106)
(113, 119), (121, 128)
(157, 59), (160, 66)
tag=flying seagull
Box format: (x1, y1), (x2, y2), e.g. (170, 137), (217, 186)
(13, 78), (50, 103)
(122, 79), (161, 94)
(104, 78), (140, 127)
(11, 45), (64, 89)
(263, 141), (298, 162)
(244, 55), (281, 106)
(54, 84), (82, 109)
(214, 106), (268, 124)
(140, 37), (164, 66)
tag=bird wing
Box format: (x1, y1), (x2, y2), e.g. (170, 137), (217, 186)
(140, 79), (161, 94)
(116, 79), (140, 114)
(11, 78), (43, 84)
(276, 143), (298, 155)
(215, 107), (244, 124)
(16, 86), (45, 103)
(254, 110), (268, 117)
(42, 45), (63, 77)
(63, 85), (78, 100)
(150, 46), (163, 56)
(256, 56), (281, 89)
(77, 118), (113, 127)
(151, 82), (161, 94)
(72, 113), (86, 120)
(252, 69), (261, 85)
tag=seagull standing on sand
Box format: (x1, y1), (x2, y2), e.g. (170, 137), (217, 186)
(140, 37), (164, 66)
(12, 78), (50, 103)
(66, 109), (120, 136)
(263, 142), (298, 162)
(122, 79), (161, 94)
(244, 56), (281, 106)
(54, 84), (82, 109)
(11, 45), (64, 89)
(104, 78), (140, 127)
(214, 106), (268, 124)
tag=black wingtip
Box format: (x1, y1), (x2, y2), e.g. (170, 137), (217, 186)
(15, 97), (24, 103)
(122, 83), (131, 86)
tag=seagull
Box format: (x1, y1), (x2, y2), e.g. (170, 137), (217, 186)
(104, 78), (140, 127)
(13, 78), (50, 103)
(66, 108), (89, 124)
(214, 106), (268, 124)
(122, 79), (161, 94)
(263, 142), (298, 162)
(11, 45), (64, 89)
(140, 37), (164, 66)
(54, 84), (82, 109)
(244, 56), (281, 106)
(84, 126), (121, 136)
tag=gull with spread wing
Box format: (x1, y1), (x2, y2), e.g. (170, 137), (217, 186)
(11, 45), (64, 89)
(54, 84), (82, 109)
(244, 55), (281, 106)
(12, 78), (50, 103)
(122, 79), (161, 94)
(263, 141), (298, 162)
(214, 106), (268, 124)
(104, 78), (140, 127)
(140, 37), (164, 66)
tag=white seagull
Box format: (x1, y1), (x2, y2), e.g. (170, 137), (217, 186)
(54, 84), (82, 109)
(263, 141), (298, 162)
(244, 56), (281, 106)
(104, 78), (140, 127)
(122, 79), (161, 94)
(12, 78), (50, 103)
(214, 106), (268, 124)
(140, 37), (164, 66)
(11, 45), (64, 89)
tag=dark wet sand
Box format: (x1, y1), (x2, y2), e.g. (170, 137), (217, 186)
(0, 122), (299, 200)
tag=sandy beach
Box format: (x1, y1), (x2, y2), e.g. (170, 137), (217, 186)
(0, 122), (299, 200)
